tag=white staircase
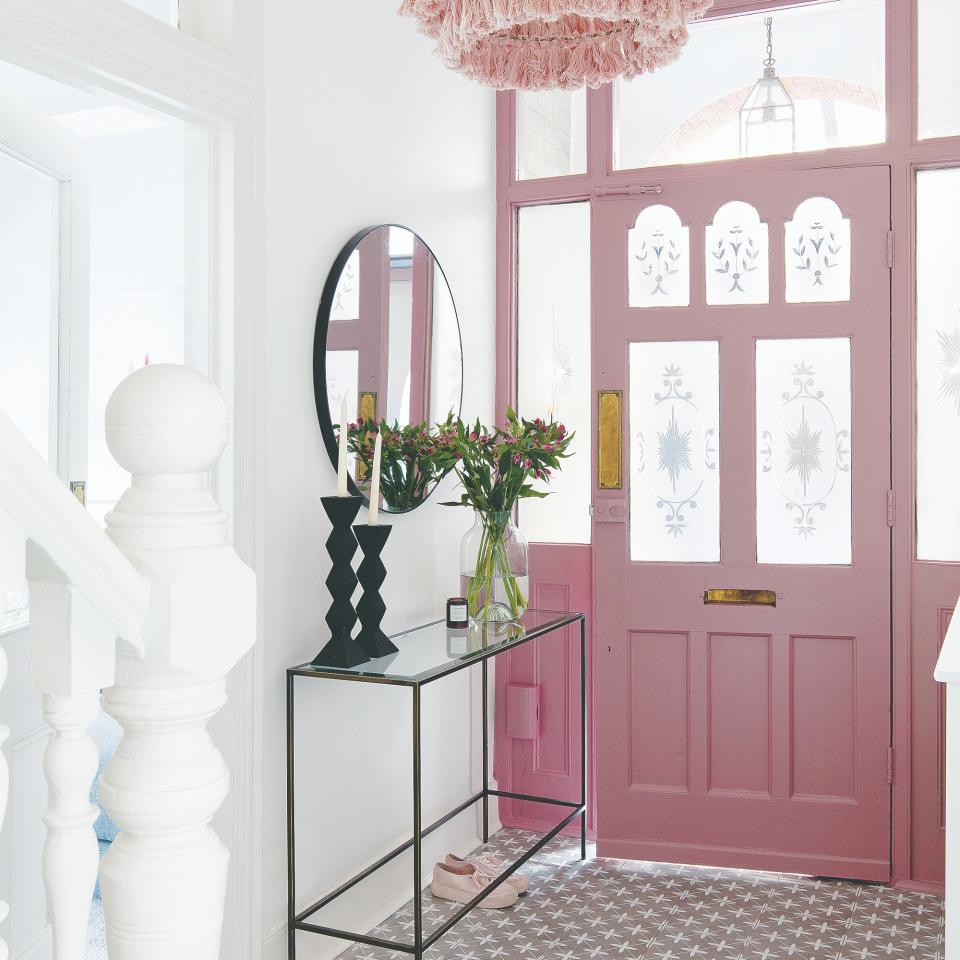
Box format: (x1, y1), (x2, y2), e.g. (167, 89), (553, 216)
(0, 363), (256, 960)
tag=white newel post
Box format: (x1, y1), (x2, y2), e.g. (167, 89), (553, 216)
(97, 364), (256, 960)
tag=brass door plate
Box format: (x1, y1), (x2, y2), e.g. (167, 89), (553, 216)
(358, 391), (377, 423)
(597, 390), (622, 490)
(703, 588), (777, 607)
(356, 392), (378, 482)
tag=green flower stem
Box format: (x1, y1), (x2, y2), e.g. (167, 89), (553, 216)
(466, 516), (526, 622)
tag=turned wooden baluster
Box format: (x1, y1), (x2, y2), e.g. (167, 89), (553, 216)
(0, 504), (20, 960)
(0, 413), (148, 960)
(98, 364), (256, 960)
(0, 644), (8, 960)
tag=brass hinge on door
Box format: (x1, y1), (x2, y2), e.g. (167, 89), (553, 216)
(887, 746), (895, 784)
(887, 231), (895, 268)
(887, 490), (896, 527)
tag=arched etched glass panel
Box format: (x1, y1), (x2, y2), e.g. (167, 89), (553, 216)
(706, 201), (769, 305)
(630, 341), (720, 562)
(785, 197), (851, 303)
(331, 249), (360, 321)
(756, 338), (851, 565)
(628, 205), (690, 308)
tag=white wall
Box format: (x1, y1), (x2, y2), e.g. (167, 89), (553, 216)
(262, 4), (496, 957)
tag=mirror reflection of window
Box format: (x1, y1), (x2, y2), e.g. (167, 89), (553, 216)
(317, 224), (463, 513)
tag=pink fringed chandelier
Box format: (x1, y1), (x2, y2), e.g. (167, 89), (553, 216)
(399, 0), (714, 91)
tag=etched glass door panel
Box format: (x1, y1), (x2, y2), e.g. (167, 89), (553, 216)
(517, 202), (591, 544)
(630, 341), (719, 562)
(916, 168), (960, 560)
(785, 197), (851, 303)
(331, 250), (360, 321)
(628, 205), (690, 308)
(706, 201), (769, 305)
(756, 338), (852, 565)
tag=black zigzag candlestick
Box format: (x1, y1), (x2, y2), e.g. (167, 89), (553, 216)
(353, 524), (396, 658)
(312, 496), (369, 669)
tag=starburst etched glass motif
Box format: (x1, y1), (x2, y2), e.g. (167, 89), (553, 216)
(549, 319), (574, 417)
(657, 407), (693, 493)
(784, 407), (823, 497)
(937, 327), (960, 415)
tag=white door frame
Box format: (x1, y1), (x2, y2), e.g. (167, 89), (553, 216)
(0, 3), (265, 958)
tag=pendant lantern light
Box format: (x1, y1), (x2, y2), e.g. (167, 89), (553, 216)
(399, 1), (715, 91)
(739, 16), (796, 157)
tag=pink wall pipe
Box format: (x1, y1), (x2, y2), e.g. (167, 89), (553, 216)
(492, 0), (960, 892)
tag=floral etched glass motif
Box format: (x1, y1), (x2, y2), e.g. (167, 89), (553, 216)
(785, 197), (851, 303)
(630, 341), (720, 562)
(628, 205), (690, 308)
(756, 338), (851, 565)
(706, 201), (769, 305)
(331, 249), (360, 321)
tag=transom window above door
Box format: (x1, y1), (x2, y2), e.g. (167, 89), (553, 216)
(614, 0), (885, 170)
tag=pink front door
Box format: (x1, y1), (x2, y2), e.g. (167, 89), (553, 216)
(594, 165), (892, 880)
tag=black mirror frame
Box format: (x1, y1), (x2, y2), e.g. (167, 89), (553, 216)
(312, 224), (465, 512)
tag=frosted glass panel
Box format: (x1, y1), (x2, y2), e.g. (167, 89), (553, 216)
(918, 0), (960, 140)
(614, 0), (884, 169)
(785, 197), (851, 304)
(628, 205), (690, 308)
(517, 87), (587, 181)
(0, 150), (59, 632)
(0, 151), (58, 464)
(331, 250), (360, 322)
(756, 339), (851, 565)
(917, 169), (960, 560)
(630, 341), (720, 562)
(706, 201), (769, 306)
(517, 203), (591, 545)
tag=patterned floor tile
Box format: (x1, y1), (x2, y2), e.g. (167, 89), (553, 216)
(336, 831), (943, 960)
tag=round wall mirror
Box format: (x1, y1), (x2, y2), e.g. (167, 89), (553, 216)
(313, 224), (464, 513)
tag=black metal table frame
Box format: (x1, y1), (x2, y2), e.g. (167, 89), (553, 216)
(286, 612), (587, 959)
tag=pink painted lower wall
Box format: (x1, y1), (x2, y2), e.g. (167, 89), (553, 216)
(494, 543), (595, 838)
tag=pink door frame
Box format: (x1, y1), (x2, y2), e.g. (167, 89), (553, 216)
(493, 0), (960, 893)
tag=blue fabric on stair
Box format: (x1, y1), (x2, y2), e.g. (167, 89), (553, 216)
(89, 707), (122, 842)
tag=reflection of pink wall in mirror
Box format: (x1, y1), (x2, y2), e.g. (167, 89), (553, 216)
(326, 229), (390, 421)
(409, 238), (433, 425)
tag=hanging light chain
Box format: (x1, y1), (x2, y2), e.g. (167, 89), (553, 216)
(764, 16), (776, 71)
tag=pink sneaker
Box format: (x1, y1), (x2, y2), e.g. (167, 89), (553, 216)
(431, 861), (518, 909)
(444, 852), (530, 895)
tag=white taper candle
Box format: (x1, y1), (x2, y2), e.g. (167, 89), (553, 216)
(368, 431), (382, 524)
(337, 395), (349, 497)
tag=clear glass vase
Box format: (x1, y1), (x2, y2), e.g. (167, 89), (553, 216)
(459, 510), (529, 623)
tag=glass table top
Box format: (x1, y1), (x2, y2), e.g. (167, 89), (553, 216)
(288, 608), (584, 685)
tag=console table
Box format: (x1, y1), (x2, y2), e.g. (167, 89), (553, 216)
(286, 608), (587, 959)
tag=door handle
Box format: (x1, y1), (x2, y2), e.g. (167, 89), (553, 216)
(592, 500), (627, 523)
(703, 588), (777, 607)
